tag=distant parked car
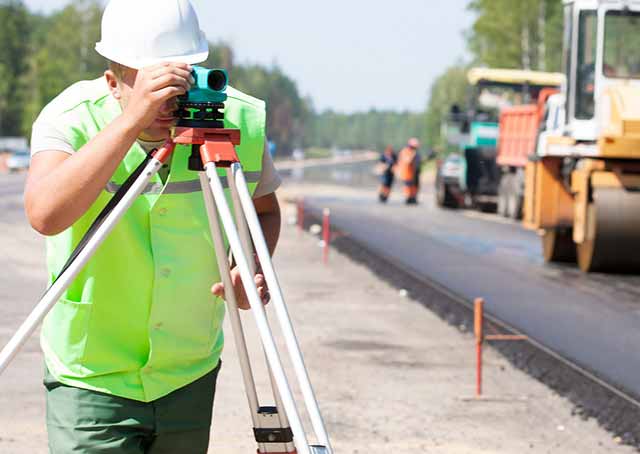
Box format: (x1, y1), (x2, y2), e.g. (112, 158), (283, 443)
(7, 149), (30, 172)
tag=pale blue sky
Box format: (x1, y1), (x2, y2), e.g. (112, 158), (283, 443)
(24, 0), (473, 112)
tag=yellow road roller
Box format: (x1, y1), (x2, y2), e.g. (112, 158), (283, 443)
(524, 0), (640, 272)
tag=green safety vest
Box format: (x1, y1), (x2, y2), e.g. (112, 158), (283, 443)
(39, 78), (265, 402)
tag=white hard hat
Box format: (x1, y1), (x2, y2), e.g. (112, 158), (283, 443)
(96, 0), (209, 69)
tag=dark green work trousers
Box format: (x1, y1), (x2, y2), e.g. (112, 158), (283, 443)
(44, 362), (221, 454)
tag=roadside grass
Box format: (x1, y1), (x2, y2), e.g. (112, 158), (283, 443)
(304, 147), (333, 159)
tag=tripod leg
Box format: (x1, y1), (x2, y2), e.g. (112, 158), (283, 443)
(226, 168), (295, 449)
(228, 166), (255, 272)
(0, 144), (175, 374)
(200, 173), (294, 453)
(199, 173), (261, 412)
(203, 162), (311, 454)
(230, 163), (333, 453)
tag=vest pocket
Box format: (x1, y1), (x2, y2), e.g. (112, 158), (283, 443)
(43, 297), (93, 374)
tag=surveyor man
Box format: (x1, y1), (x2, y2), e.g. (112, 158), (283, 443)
(396, 137), (422, 204)
(24, 0), (281, 452)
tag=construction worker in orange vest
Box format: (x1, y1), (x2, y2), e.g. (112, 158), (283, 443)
(396, 137), (422, 204)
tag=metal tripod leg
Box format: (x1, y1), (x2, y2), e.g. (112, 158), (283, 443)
(0, 145), (175, 374)
(230, 163), (333, 453)
(201, 173), (294, 453)
(226, 168), (295, 451)
(203, 162), (313, 454)
(199, 173), (260, 415)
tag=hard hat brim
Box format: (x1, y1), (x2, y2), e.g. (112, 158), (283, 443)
(96, 43), (209, 70)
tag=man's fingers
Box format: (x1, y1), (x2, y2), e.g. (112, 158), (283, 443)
(150, 65), (192, 77)
(256, 285), (271, 305)
(145, 62), (191, 72)
(211, 282), (224, 297)
(150, 66), (194, 83)
(154, 86), (187, 102)
(152, 73), (191, 92)
(213, 270), (269, 309)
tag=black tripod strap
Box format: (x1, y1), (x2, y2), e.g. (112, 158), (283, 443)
(52, 153), (154, 285)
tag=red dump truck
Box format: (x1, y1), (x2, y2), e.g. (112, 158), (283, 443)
(496, 88), (558, 219)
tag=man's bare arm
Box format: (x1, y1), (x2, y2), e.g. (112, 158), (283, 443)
(25, 63), (193, 236)
(254, 191), (281, 255)
(26, 116), (142, 236)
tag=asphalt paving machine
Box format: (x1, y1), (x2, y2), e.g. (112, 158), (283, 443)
(437, 68), (563, 210)
(523, 0), (640, 272)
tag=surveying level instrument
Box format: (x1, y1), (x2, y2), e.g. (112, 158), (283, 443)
(0, 66), (333, 454)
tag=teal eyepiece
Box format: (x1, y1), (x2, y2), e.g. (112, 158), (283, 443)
(206, 69), (227, 91)
(192, 66), (228, 92)
(183, 66), (228, 104)
(176, 66), (228, 128)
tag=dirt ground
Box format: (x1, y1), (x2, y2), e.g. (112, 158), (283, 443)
(0, 178), (633, 453)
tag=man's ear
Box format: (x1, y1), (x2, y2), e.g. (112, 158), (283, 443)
(105, 70), (121, 100)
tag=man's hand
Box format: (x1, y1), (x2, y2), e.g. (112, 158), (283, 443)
(211, 267), (270, 310)
(122, 62), (194, 131)
(25, 63), (195, 235)
(211, 194), (280, 310)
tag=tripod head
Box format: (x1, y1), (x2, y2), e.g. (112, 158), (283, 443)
(175, 66), (228, 129)
(171, 66), (241, 171)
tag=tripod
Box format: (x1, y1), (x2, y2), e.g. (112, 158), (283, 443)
(0, 124), (333, 453)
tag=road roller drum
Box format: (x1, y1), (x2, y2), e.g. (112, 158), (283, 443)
(577, 188), (640, 273)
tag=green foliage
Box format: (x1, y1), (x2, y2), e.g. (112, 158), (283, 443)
(7, 1), (563, 156)
(421, 1), (565, 157)
(303, 147), (332, 159)
(202, 41), (234, 70)
(21, 0), (105, 135)
(0, 0), (31, 135)
(424, 64), (468, 153)
(467, 0), (563, 72)
(2, 4), (311, 155)
(204, 42), (311, 154)
(306, 110), (427, 152)
(233, 64), (311, 154)
(309, 1), (565, 154)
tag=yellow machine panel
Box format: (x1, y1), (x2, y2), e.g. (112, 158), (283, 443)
(523, 157), (574, 231)
(599, 85), (640, 158)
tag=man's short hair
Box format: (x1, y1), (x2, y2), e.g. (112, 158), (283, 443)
(108, 60), (126, 80)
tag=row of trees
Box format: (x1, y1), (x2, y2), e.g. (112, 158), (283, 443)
(425, 0), (565, 152)
(1, 0), (567, 155)
(203, 43), (312, 155)
(307, 110), (427, 152)
(0, 0), (311, 154)
(467, 0), (563, 73)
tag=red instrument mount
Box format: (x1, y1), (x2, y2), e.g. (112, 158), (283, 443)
(173, 127), (241, 168)
(151, 141), (177, 164)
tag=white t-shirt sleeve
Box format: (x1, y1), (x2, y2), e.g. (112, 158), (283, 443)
(253, 142), (282, 198)
(30, 119), (75, 156)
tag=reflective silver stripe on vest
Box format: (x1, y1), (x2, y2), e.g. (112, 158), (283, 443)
(105, 171), (262, 194)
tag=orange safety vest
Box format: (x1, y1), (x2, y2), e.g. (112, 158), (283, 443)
(396, 147), (417, 181)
